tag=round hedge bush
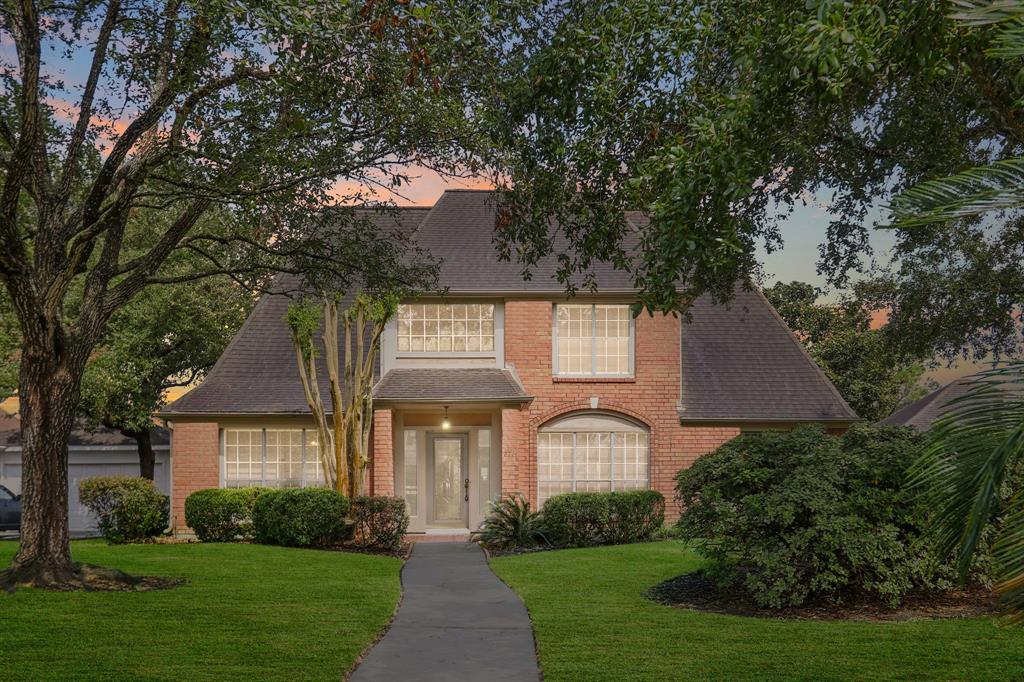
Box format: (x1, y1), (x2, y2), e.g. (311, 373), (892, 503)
(185, 487), (269, 542)
(79, 476), (168, 544)
(252, 488), (351, 548)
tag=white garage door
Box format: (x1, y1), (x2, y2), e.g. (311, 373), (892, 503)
(0, 447), (170, 534)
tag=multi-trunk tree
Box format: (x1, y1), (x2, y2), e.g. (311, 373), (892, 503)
(287, 292), (405, 499)
(0, 0), (496, 588)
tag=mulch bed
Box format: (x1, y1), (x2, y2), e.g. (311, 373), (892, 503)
(647, 571), (998, 622)
(1, 563), (186, 593)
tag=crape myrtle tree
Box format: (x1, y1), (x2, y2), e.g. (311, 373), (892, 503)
(0, 0), (499, 588)
(488, 0), (1023, 362)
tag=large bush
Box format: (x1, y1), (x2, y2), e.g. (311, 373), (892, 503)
(79, 476), (168, 544)
(350, 496), (409, 551)
(472, 494), (549, 551)
(185, 487), (269, 542)
(542, 490), (665, 548)
(675, 424), (952, 608)
(252, 488), (350, 548)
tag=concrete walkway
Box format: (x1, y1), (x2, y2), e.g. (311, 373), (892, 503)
(350, 542), (540, 682)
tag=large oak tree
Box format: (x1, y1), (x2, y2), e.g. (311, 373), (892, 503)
(489, 0), (1023, 362)
(0, 0), (494, 588)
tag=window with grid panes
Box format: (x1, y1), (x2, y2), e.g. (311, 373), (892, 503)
(554, 304), (632, 376)
(536, 414), (649, 506)
(224, 428), (323, 488)
(396, 303), (495, 353)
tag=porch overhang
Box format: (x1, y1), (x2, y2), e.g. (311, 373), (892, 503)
(372, 368), (533, 408)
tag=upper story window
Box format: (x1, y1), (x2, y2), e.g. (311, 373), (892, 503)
(397, 303), (495, 353)
(553, 304), (634, 376)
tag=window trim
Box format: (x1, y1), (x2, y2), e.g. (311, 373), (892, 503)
(536, 413), (650, 505)
(393, 301), (501, 358)
(221, 427), (324, 489)
(551, 303), (635, 378)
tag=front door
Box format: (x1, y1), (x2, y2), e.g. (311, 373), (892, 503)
(428, 434), (468, 527)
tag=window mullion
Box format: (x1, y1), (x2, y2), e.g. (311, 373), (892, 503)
(591, 304), (598, 375)
(610, 432), (616, 492)
(571, 432), (577, 492)
(260, 428), (268, 487)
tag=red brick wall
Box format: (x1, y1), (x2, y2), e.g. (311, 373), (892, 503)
(170, 421), (220, 532)
(372, 405), (395, 491)
(371, 408), (395, 496)
(502, 301), (741, 519)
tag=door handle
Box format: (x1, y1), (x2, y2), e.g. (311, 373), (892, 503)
(464, 478), (470, 502)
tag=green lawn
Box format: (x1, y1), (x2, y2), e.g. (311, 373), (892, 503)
(0, 540), (402, 681)
(491, 542), (1024, 681)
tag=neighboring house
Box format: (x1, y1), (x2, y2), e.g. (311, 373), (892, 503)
(881, 374), (1015, 430)
(161, 189), (857, 534)
(0, 414), (170, 534)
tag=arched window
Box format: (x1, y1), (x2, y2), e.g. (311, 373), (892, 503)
(537, 412), (649, 505)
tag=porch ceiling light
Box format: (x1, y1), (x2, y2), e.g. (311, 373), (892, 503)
(441, 405), (451, 430)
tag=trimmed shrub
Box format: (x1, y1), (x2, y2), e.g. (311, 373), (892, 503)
(79, 476), (168, 544)
(472, 494), (548, 551)
(252, 488), (350, 548)
(606, 489), (665, 544)
(350, 496), (409, 551)
(542, 490), (665, 547)
(675, 424), (951, 609)
(185, 487), (269, 542)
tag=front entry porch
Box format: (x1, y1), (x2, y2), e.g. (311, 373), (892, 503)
(386, 407), (503, 533)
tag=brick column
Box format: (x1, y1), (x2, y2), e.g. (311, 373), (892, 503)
(371, 408), (394, 496)
(501, 407), (529, 501)
(170, 421), (219, 534)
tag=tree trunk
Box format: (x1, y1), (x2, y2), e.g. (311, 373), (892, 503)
(125, 428), (155, 480)
(3, 347), (82, 588)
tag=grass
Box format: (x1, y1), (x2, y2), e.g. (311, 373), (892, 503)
(0, 540), (402, 681)
(491, 541), (1024, 681)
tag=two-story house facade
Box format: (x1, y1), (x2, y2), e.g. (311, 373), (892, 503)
(161, 190), (857, 533)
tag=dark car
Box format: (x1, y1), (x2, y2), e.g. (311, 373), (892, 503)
(0, 484), (20, 531)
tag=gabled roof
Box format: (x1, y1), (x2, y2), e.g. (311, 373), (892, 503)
(0, 414), (170, 449)
(679, 287), (858, 422)
(162, 190), (857, 422)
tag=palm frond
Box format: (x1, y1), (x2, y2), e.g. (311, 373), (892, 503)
(994, 490), (1024, 623)
(950, 0), (1024, 26)
(912, 362), (1024, 620)
(888, 158), (1024, 227)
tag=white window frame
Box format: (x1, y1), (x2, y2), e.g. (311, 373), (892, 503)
(552, 303), (635, 377)
(221, 428), (324, 489)
(536, 413), (650, 505)
(394, 302), (500, 356)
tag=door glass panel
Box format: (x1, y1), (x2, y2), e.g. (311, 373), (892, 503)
(433, 438), (463, 522)
(478, 429), (491, 517)
(404, 430), (418, 515)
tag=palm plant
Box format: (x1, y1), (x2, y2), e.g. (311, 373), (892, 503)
(891, 1), (1024, 622)
(910, 364), (1024, 622)
(471, 494), (549, 551)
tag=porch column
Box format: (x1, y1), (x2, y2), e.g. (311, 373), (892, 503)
(371, 408), (395, 496)
(501, 407), (531, 503)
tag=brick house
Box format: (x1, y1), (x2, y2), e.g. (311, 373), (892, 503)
(161, 190), (857, 534)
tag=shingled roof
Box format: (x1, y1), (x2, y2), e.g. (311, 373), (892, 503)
(0, 414), (170, 449)
(162, 190), (857, 422)
(679, 287), (857, 422)
(878, 374), (1020, 430)
(373, 368), (530, 403)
